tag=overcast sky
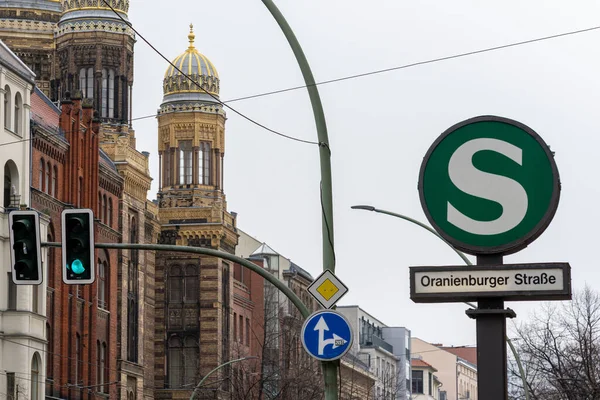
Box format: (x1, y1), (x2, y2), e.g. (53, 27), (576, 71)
(128, 0), (600, 346)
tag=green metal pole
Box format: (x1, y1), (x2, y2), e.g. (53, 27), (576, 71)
(350, 206), (530, 400)
(43, 242), (310, 318)
(189, 356), (257, 400)
(259, 2), (337, 399)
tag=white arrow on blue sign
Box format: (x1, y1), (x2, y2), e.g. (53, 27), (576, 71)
(301, 310), (353, 361)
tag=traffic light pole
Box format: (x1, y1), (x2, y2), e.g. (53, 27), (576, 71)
(43, 242), (311, 319)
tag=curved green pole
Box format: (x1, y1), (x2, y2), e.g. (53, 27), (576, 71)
(189, 356), (258, 400)
(43, 242), (310, 318)
(350, 206), (530, 400)
(259, 2), (338, 399)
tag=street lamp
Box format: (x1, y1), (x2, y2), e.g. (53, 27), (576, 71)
(351, 204), (530, 400)
(189, 356), (258, 400)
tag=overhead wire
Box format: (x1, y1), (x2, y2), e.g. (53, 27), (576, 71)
(127, 25), (600, 122)
(1, 25), (598, 149)
(100, 0), (319, 146)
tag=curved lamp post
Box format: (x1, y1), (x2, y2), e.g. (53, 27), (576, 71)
(260, 2), (338, 399)
(189, 356), (258, 400)
(351, 205), (530, 400)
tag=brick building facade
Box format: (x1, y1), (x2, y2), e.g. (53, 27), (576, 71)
(31, 90), (122, 399)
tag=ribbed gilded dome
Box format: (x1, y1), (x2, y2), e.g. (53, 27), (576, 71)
(163, 24), (220, 101)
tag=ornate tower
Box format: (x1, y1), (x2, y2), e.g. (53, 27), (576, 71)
(155, 25), (238, 398)
(55, 0), (134, 125)
(0, 0), (61, 97)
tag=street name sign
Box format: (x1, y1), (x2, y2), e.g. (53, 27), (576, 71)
(410, 263), (571, 303)
(307, 270), (349, 309)
(418, 116), (560, 255)
(301, 310), (353, 361)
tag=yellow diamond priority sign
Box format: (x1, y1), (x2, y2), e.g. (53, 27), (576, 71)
(308, 270), (349, 309)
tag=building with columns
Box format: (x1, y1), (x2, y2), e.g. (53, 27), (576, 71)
(0, 39), (47, 400)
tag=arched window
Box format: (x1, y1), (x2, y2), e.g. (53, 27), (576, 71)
(178, 141), (192, 185)
(4, 163), (13, 208)
(31, 353), (40, 400)
(4, 85), (11, 130)
(98, 342), (107, 393)
(102, 195), (107, 224)
(127, 298), (137, 362)
(99, 192), (104, 222)
(98, 260), (106, 309)
(45, 161), (51, 194)
(79, 68), (94, 98)
(39, 159), (44, 192)
(108, 198), (113, 227)
(199, 142), (211, 185)
(184, 265), (198, 302)
(101, 69), (115, 118)
(168, 266), (182, 303)
(52, 165), (57, 197)
(14, 92), (22, 135)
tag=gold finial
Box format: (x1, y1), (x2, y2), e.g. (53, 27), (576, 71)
(188, 23), (195, 49)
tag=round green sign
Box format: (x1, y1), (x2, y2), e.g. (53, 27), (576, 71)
(418, 116), (560, 255)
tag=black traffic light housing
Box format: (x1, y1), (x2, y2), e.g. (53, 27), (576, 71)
(8, 210), (42, 285)
(62, 209), (95, 284)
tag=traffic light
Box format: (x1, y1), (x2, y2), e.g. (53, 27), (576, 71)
(62, 209), (95, 284)
(8, 210), (42, 285)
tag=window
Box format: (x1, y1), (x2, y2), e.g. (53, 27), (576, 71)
(52, 166), (57, 197)
(168, 266), (183, 303)
(163, 148), (171, 186)
(46, 161), (51, 194)
(31, 353), (40, 400)
(246, 318), (250, 346)
(39, 159), (44, 191)
(127, 298), (137, 362)
(234, 312), (237, 340)
(98, 261), (106, 309)
(108, 198), (113, 227)
(7, 372), (15, 400)
(8, 272), (16, 310)
(102, 195), (107, 224)
(4, 85), (11, 130)
(168, 336), (199, 388)
(79, 68), (94, 98)
(198, 142), (211, 185)
(98, 341), (107, 393)
(412, 370), (424, 394)
(239, 314), (243, 343)
(178, 141), (192, 185)
(14, 92), (22, 135)
(101, 68), (115, 118)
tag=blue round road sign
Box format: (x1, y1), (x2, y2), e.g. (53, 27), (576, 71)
(301, 310), (353, 361)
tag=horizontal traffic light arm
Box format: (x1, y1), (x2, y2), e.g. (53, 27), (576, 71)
(42, 242), (310, 319)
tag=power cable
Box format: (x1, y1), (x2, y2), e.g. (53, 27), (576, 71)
(2, 25), (598, 148)
(127, 25), (600, 123)
(100, 0), (319, 146)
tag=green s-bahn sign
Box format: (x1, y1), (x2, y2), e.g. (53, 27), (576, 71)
(418, 116), (560, 255)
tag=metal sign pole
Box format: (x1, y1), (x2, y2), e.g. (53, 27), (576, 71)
(466, 254), (515, 400)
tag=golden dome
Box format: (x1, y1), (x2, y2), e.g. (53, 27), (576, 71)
(163, 24), (220, 99)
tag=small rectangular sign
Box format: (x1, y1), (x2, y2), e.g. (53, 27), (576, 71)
(410, 263), (571, 303)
